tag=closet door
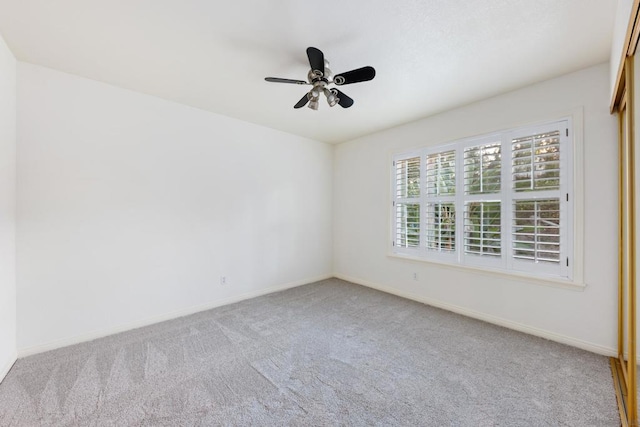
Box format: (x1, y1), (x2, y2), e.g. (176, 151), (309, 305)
(612, 55), (637, 427)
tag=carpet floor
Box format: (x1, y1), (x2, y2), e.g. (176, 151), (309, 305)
(0, 279), (620, 426)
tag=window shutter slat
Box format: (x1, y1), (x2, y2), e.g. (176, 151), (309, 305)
(395, 203), (420, 248)
(395, 157), (420, 199)
(394, 156), (421, 250)
(512, 198), (561, 263)
(463, 143), (501, 194)
(426, 150), (456, 196)
(464, 201), (501, 256)
(512, 131), (560, 192)
(426, 203), (455, 252)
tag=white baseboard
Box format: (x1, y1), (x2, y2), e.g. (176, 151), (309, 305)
(334, 273), (618, 359)
(0, 350), (17, 384)
(18, 274), (332, 358)
(16, 273), (624, 363)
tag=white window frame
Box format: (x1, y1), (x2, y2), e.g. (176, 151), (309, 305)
(390, 118), (575, 284)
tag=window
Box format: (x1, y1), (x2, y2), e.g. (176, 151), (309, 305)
(391, 120), (572, 280)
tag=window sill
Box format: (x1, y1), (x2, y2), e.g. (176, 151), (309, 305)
(387, 252), (586, 291)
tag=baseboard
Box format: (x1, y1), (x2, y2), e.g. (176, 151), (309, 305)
(16, 273), (622, 361)
(18, 273), (332, 358)
(0, 350), (17, 384)
(334, 273), (618, 358)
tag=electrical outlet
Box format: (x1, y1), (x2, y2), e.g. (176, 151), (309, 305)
(220, 276), (227, 285)
(413, 272), (418, 281)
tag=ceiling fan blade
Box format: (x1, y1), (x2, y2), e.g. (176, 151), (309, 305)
(294, 93), (310, 109)
(306, 47), (325, 76)
(333, 66), (376, 85)
(265, 77), (309, 85)
(333, 89), (354, 108)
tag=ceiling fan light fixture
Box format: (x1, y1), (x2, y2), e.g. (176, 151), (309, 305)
(308, 98), (319, 110)
(324, 88), (338, 107)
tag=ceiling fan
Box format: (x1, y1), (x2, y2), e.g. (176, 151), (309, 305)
(265, 47), (376, 110)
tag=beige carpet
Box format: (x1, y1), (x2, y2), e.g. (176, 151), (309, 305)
(0, 278), (620, 425)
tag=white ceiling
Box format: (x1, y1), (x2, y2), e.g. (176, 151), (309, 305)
(0, 0), (618, 143)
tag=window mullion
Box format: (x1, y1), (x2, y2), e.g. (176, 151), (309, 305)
(479, 148), (483, 193)
(480, 204), (485, 255)
(503, 133), (513, 271)
(560, 123), (571, 278)
(421, 150), (428, 254)
(534, 201), (539, 263)
(456, 145), (464, 264)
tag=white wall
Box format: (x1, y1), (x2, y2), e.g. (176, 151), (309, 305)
(334, 63), (619, 355)
(16, 63), (333, 353)
(0, 33), (17, 381)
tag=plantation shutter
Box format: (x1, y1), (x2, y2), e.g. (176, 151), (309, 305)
(512, 131), (560, 192)
(426, 150), (456, 196)
(464, 201), (501, 257)
(508, 122), (569, 277)
(512, 199), (560, 263)
(462, 141), (502, 263)
(393, 156), (421, 251)
(426, 203), (456, 251)
(425, 149), (456, 255)
(390, 119), (572, 280)
(463, 142), (501, 194)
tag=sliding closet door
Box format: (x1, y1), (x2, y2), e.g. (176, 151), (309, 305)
(613, 55), (638, 427)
